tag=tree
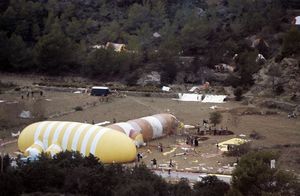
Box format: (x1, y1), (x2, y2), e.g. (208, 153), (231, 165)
(267, 63), (282, 93)
(34, 21), (78, 75)
(232, 151), (299, 196)
(209, 111), (222, 127)
(193, 176), (230, 196)
(234, 87), (243, 101)
(281, 27), (300, 57)
(170, 178), (192, 196)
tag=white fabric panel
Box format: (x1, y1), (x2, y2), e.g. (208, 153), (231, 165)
(141, 116), (163, 138)
(34, 140), (45, 150)
(52, 122), (68, 144)
(115, 122), (134, 136)
(61, 123), (78, 150)
(80, 126), (98, 155)
(43, 122), (57, 149)
(34, 121), (48, 141)
(296, 16), (300, 25)
(128, 121), (142, 133)
(90, 128), (109, 155)
(175, 93), (203, 102)
(71, 124), (89, 151)
(202, 95), (226, 103)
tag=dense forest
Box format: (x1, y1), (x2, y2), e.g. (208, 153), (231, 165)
(0, 0), (299, 85)
(0, 151), (299, 196)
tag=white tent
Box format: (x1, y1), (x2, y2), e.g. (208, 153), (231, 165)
(174, 94), (227, 103)
(202, 95), (227, 103)
(175, 93), (203, 101)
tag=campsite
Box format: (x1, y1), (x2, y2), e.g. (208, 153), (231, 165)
(1, 74), (299, 175)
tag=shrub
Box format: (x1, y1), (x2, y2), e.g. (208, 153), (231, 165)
(74, 106), (83, 111)
(234, 87), (243, 101)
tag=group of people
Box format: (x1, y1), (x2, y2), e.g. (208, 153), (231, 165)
(186, 136), (199, 147)
(21, 90), (43, 99)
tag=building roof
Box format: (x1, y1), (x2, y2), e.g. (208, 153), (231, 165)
(92, 86), (109, 90)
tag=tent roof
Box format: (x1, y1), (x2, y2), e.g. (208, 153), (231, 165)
(218, 138), (247, 146)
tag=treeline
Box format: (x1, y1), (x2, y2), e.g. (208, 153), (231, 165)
(0, 0), (297, 84)
(0, 151), (299, 196)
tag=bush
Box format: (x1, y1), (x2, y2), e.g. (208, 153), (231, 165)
(74, 106), (83, 111)
(275, 84), (284, 95)
(193, 176), (230, 196)
(232, 151), (299, 196)
(225, 143), (251, 157)
(234, 87), (243, 101)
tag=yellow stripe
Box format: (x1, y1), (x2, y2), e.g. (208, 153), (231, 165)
(76, 125), (93, 152)
(57, 122), (72, 145)
(84, 127), (101, 156)
(47, 122), (60, 148)
(66, 124), (82, 151)
(38, 121), (52, 141)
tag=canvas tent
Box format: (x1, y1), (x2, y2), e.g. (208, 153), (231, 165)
(217, 138), (248, 152)
(107, 113), (179, 147)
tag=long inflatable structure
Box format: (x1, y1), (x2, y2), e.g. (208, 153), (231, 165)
(106, 113), (179, 147)
(18, 121), (137, 163)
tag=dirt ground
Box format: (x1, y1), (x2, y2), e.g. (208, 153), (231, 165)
(0, 74), (300, 174)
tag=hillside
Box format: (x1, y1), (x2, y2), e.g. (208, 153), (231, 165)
(0, 0), (299, 87)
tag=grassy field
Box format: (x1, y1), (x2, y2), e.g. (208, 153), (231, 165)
(0, 74), (299, 174)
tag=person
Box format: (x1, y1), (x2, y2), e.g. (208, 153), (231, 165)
(21, 95), (24, 99)
(168, 168), (171, 176)
(151, 158), (157, 168)
(194, 138), (199, 146)
(92, 120), (95, 125)
(31, 91), (34, 97)
(40, 91), (43, 96)
(113, 118), (117, 123)
(137, 153), (141, 162)
(169, 159), (174, 167)
(137, 153), (143, 162)
(158, 143), (163, 152)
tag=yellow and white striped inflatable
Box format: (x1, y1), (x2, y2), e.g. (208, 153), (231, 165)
(18, 121), (137, 163)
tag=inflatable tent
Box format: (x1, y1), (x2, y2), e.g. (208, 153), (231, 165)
(18, 121), (137, 163)
(106, 113), (179, 147)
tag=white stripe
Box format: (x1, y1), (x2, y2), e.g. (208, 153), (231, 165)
(48, 144), (62, 152)
(115, 122), (134, 136)
(34, 121), (48, 141)
(71, 124), (89, 151)
(43, 122), (57, 149)
(142, 116), (163, 138)
(61, 123), (78, 150)
(80, 126), (99, 155)
(90, 129), (108, 155)
(52, 122), (67, 144)
(128, 121), (142, 133)
(34, 140), (45, 150)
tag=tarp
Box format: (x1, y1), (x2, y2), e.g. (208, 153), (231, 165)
(174, 93), (226, 103)
(162, 86), (170, 92)
(296, 16), (300, 25)
(202, 95), (227, 103)
(189, 86), (199, 92)
(218, 138), (248, 152)
(175, 93), (203, 102)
